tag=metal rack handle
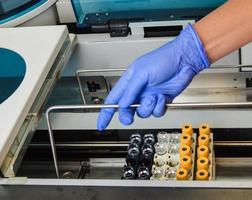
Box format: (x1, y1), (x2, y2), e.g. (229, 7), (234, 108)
(46, 102), (252, 178)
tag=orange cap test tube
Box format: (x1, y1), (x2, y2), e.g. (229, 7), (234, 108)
(182, 124), (194, 135)
(197, 157), (209, 170)
(197, 145), (209, 158)
(196, 169), (209, 180)
(180, 155), (192, 170)
(176, 168), (188, 180)
(198, 134), (210, 146)
(180, 133), (192, 146)
(199, 124), (211, 136)
(180, 144), (191, 157)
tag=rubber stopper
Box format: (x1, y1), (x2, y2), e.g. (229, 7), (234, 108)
(197, 157), (209, 170)
(197, 145), (209, 158)
(199, 124), (211, 136)
(180, 133), (192, 146)
(196, 169), (209, 180)
(180, 144), (191, 157)
(198, 134), (210, 146)
(182, 124), (194, 135)
(180, 155), (192, 170)
(176, 168), (188, 180)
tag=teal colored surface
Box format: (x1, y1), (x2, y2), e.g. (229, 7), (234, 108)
(0, 0), (47, 25)
(0, 48), (26, 103)
(71, 0), (227, 24)
(0, 0), (32, 13)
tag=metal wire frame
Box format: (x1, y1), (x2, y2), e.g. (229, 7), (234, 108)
(46, 66), (252, 177)
(46, 102), (252, 178)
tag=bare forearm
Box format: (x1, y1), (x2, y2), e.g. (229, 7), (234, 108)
(194, 0), (252, 63)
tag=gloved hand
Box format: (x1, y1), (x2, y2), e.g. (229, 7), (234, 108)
(97, 24), (210, 131)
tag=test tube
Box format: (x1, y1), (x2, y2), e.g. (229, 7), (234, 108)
(137, 166), (151, 180)
(180, 133), (193, 146)
(182, 124), (194, 136)
(141, 143), (154, 158)
(126, 143), (140, 167)
(168, 144), (180, 154)
(152, 166), (164, 179)
(166, 167), (177, 179)
(180, 144), (192, 157)
(143, 134), (155, 146)
(168, 154), (180, 167)
(197, 157), (209, 170)
(154, 142), (167, 155)
(176, 168), (188, 180)
(180, 155), (192, 170)
(154, 153), (166, 167)
(157, 132), (169, 143)
(169, 133), (180, 144)
(198, 134), (210, 146)
(122, 166), (136, 179)
(140, 144), (154, 167)
(197, 145), (209, 158)
(196, 169), (209, 180)
(199, 124), (211, 136)
(130, 134), (142, 147)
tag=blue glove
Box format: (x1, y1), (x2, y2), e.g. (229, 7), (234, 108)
(97, 24), (210, 131)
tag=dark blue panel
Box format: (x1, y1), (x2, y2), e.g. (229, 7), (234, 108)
(0, 0), (32, 14)
(0, 48), (26, 104)
(71, 0), (227, 25)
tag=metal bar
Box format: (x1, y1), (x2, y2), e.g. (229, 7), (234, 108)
(29, 143), (129, 147)
(214, 142), (252, 146)
(45, 109), (60, 178)
(46, 101), (252, 178)
(75, 70), (87, 107)
(216, 157), (252, 167)
(47, 102), (252, 110)
(75, 69), (125, 107)
(30, 142), (252, 148)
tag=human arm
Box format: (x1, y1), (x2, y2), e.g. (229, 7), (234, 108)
(97, 0), (252, 131)
(195, 0), (252, 62)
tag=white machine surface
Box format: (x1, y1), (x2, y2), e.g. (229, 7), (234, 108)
(2, 1), (252, 200)
(0, 26), (68, 167)
(0, 0), (58, 27)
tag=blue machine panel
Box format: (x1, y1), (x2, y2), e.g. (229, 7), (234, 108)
(0, 48), (26, 104)
(71, 0), (227, 26)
